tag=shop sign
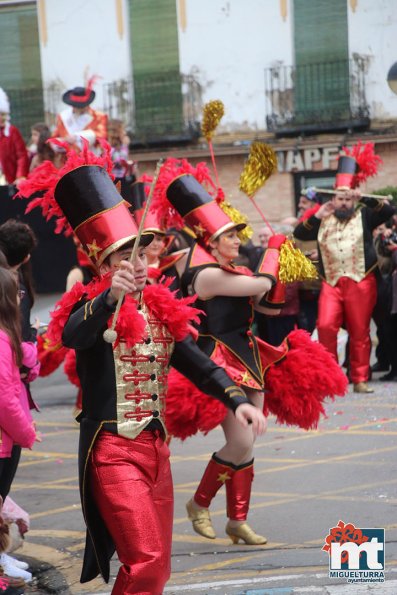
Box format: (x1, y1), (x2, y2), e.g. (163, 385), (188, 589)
(276, 146), (340, 172)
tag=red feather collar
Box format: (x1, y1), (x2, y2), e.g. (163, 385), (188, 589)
(47, 274), (202, 349)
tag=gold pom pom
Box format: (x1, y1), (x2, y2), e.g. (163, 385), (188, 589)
(278, 239), (318, 283)
(219, 200), (253, 244)
(239, 142), (278, 197)
(103, 328), (118, 343)
(201, 100), (225, 142)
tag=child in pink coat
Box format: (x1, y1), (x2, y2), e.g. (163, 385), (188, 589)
(0, 267), (40, 582)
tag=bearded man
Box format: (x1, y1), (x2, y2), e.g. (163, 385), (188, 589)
(294, 156), (395, 393)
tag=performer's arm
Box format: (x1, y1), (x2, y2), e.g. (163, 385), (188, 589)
(193, 267), (272, 300)
(171, 335), (266, 431)
(359, 197), (396, 230)
(253, 234), (286, 312)
(62, 290), (116, 350)
(294, 213), (322, 241)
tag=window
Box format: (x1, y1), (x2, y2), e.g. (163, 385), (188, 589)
(0, 1), (44, 139)
(127, 0), (183, 140)
(293, 0), (350, 123)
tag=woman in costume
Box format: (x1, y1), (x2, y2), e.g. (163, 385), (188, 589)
(154, 160), (348, 545)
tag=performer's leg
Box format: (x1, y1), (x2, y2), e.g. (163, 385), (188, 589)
(187, 453), (235, 539)
(225, 458), (267, 545)
(317, 281), (344, 361)
(221, 391), (266, 544)
(90, 431), (173, 595)
(187, 390), (264, 539)
(343, 275), (377, 385)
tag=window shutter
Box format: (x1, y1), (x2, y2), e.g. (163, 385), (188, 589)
(293, 0), (350, 122)
(128, 0), (183, 139)
(0, 2), (44, 139)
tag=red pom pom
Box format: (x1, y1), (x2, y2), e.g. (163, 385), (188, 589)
(165, 368), (226, 440)
(16, 139), (114, 236)
(264, 330), (348, 429)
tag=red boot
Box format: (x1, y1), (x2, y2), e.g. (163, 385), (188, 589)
(225, 459), (267, 545)
(186, 454), (236, 539)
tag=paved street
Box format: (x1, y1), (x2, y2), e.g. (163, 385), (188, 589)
(9, 294), (397, 594)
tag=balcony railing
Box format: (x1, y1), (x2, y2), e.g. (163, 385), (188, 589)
(265, 58), (370, 135)
(103, 72), (202, 147)
(6, 72), (202, 147)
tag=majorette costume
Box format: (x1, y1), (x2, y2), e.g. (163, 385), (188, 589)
(18, 144), (259, 593)
(294, 142), (395, 387)
(53, 78), (108, 152)
(150, 158), (348, 539)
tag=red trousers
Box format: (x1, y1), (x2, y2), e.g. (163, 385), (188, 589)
(317, 274), (377, 383)
(90, 430), (173, 595)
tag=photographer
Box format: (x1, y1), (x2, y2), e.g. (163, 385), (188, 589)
(375, 222), (397, 380)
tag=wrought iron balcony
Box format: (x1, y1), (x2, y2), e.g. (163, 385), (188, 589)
(103, 72), (202, 147)
(4, 72), (202, 147)
(265, 58), (370, 136)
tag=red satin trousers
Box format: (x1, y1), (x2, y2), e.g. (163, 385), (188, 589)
(317, 274), (377, 383)
(90, 430), (173, 594)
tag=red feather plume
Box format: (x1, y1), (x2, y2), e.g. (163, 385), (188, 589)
(16, 139), (114, 236)
(151, 157), (218, 230)
(341, 141), (382, 188)
(264, 329), (348, 430)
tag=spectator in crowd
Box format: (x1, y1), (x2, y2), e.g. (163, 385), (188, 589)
(0, 266), (41, 583)
(374, 220), (397, 380)
(53, 77), (107, 152)
(108, 118), (131, 179)
(371, 222), (393, 374)
(0, 88), (29, 188)
(27, 122), (50, 167)
(0, 220), (38, 342)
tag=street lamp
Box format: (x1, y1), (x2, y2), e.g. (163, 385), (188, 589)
(387, 62), (397, 95)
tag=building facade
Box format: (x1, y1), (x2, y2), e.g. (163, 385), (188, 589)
(0, 0), (396, 232)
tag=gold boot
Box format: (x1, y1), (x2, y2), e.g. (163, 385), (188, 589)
(353, 382), (374, 394)
(225, 521), (267, 545)
(186, 499), (216, 539)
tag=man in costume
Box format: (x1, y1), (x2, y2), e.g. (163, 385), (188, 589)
(294, 146), (395, 393)
(0, 88), (29, 187)
(20, 146), (266, 594)
(53, 78), (107, 152)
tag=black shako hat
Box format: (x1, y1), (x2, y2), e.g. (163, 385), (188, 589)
(54, 165), (153, 267)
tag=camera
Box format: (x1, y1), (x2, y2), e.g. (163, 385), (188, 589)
(381, 230), (397, 246)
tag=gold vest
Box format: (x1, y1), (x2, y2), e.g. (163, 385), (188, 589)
(113, 302), (174, 440)
(318, 211), (366, 287)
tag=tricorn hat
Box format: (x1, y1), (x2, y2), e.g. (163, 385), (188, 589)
(62, 76), (99, 108)
(62, 86), (95, 108)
